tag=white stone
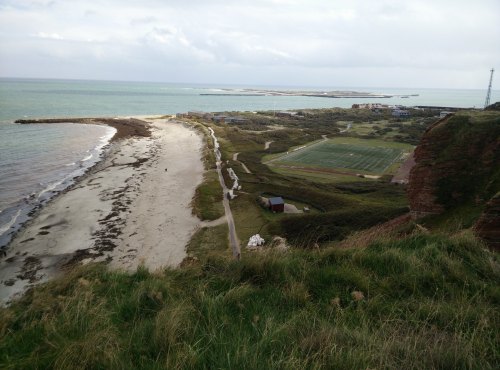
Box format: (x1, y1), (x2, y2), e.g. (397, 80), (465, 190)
(247, 234), (265, 248)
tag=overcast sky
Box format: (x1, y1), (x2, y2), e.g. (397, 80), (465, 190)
(0, 0), (499, 88)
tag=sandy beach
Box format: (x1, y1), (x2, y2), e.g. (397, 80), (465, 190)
(0, 118), (204, 304)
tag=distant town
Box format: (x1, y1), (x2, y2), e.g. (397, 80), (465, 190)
(177, 103), (456, 124)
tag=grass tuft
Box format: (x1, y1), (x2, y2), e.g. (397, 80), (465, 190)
(1, 233), (498, 369)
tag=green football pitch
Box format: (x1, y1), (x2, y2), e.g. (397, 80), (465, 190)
(276, 140), (405, 173)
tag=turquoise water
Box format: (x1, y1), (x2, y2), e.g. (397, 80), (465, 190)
(1, 78), (498, 122)
(0, 77), (498, 249)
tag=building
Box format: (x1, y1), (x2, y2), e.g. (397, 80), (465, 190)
(276, 111), (298, 118)
(268, 197), (285, 213)
(226, 116), (249, 124)
(392, 109), (410, 118)
(187, 111), (213, 120)
(352, 103), (390, 110)
(212, 115), (227, 123)
(213, 115), (249, 124)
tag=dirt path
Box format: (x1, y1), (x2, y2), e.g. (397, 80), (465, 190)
(391, 152), (415, 184)
(208, 128), (241, 258)
(340, 123), (352, 133)
(264, 141), (273, 150)
(232, 152), (251, 174)
(240, 163), (251, 174)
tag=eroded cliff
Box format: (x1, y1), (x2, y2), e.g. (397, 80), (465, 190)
(407, 110), (500, 246)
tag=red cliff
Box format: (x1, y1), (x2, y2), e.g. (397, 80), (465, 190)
(407, 111), (500, 229)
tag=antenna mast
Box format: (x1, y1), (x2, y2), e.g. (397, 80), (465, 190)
(484, 68), (494, 108)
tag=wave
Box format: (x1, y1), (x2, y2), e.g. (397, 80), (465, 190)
(0, 209), (21, 236)
(96, 127), (116, 151)
(81, 153), (93, 162)
(37, 178), (65, 199)
(0, 122), (117, 248)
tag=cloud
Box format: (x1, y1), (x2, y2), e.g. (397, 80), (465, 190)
(33, 31), (64, 40)
(130, 16), (158, 26)
(0, 0), (499, 88)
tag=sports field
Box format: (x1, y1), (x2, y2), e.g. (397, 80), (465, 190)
(273, 138), (410, 174)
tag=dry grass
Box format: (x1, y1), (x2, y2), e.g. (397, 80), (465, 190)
(1, 232), (498, 369)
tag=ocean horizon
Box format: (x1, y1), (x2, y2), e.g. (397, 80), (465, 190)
(1, 77), (498, 122)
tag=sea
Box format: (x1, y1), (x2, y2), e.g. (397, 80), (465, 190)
(0, 77), (499, 248)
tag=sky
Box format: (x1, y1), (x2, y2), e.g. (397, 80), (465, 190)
(0, 0), (499, 89)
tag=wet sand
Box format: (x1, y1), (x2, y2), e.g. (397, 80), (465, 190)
(0, 118), (204, 304)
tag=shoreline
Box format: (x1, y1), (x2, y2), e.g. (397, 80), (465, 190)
(0, 117), (205, 304)
(0, 116), (151, 250)
(15, 117), (152, 142)
(0, 124), (118, 250)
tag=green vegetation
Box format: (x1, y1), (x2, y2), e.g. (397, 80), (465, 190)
(270, 205), (407, 247)
(192, 170), (224, 221)
(233, 107), (437, 144)
(1, 231), (498, 369)
(271, 138), (411, 174)
(271, 166), (367, 183)
(431, 112), (500, 209)
(187, 223), (230, 259)
(188, 121), (225, 221)
(206, 114), (411, 248)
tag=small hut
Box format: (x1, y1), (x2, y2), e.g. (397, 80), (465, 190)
(268, 197), (285, 213)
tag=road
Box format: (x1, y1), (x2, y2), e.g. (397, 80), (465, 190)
(208, 127), (241, 258)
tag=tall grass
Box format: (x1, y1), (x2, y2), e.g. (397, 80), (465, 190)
(192, 170), (225, 221)
(1, 231), (498, 369)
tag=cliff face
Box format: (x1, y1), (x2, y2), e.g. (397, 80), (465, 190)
(474, 193), (500, 250)
(407, 111), (500, 219)
(407, 117), (449, 216)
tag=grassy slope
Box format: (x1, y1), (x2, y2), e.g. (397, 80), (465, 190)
(434, 112), (500, 208)
(1, 231), (498, 369)
(189, 121), (225, 221)
(218, 125), (409, 246)
(192, 170), (225, 221)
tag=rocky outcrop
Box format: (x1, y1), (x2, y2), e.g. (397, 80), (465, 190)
(474, 193), (500, 250)
(407, 117), (450, 217)
(407, 111), (500, 219)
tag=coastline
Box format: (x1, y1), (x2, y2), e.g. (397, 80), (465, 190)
(0, 117), (205, 304)
(0, 117), (150, 249)
(15, 117), (152, 142)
